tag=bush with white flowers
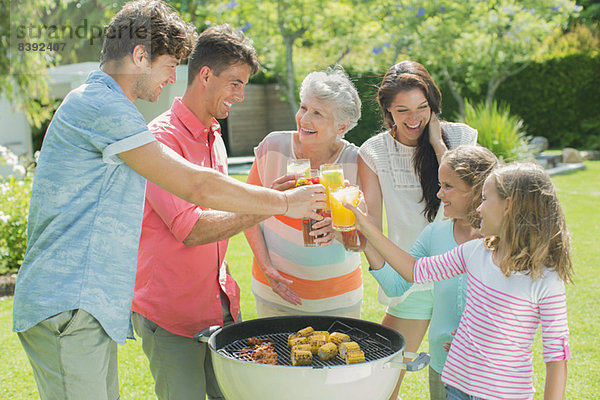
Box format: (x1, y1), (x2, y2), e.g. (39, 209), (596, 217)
(0, 145), (34, 274)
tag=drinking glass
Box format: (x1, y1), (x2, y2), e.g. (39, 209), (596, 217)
(341, 229), (367, 252)
(319, 163), (344, 212)
(329, 185), (360, 231)
(287, 159), (311, 178)
(302, 211), (323, 247)
(300, 169), (323, 247)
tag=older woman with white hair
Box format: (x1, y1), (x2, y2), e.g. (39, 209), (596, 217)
(244, 67), (363, 317)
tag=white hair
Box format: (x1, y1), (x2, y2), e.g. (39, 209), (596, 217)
(299, 66), (362, 134)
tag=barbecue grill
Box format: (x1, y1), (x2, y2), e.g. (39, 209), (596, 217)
(219, 319), (395, 366)
(196, 315), (429, 400)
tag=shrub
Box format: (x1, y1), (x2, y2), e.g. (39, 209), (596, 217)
(541, 23), (600, 59)
(580, 115), (600, 150)
(345, 69), (385, 146)
(0, 146), (33, 274)
(494, 53), (600, 148)
(461, 100), (533, 162)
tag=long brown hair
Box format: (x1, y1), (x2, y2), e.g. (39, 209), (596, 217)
(484, 162), (573, 282)
(377, 61), (448, 222)
(441, 145), (498, 228)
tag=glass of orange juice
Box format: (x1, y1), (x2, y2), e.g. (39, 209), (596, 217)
(319, 163), (344, 212)
(329, 185), (360, 231)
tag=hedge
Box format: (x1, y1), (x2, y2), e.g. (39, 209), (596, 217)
(495, 54), (600, 149)
(345, 70), (385, 146)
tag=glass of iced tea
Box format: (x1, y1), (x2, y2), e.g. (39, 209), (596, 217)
(319, 163), (344, 213)
(302, 211), (322, 247)
(329, 185), (360, 231)
(341, 229), (367, 252)
(298, 169), (323, 247)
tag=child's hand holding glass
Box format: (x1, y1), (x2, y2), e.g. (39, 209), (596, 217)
(341, 191), (370, 231)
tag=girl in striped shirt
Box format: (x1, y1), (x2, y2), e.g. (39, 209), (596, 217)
(369, 144), (498, 400)
(349, 162), (572, 400)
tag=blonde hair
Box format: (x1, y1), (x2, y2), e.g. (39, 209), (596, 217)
(441, 145), (498, 229)
(484, 162), (573, 282)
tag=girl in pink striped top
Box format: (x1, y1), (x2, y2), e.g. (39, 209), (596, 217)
(348, 162), (572, 400)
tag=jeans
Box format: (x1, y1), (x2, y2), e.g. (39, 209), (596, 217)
(446, 385), (486, 400)
(428, 366), (447, 400)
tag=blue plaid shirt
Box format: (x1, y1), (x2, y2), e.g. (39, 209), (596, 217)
(13, 71), (156, 344)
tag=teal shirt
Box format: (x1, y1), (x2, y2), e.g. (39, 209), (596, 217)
(370, 219), (467, 373)
(13, 71), (156, 344)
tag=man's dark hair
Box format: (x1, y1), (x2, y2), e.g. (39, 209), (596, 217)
(100, 0), (197, 66)
(187, 24), (259, 84)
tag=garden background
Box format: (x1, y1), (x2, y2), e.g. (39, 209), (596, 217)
(1, 0), (600, 398)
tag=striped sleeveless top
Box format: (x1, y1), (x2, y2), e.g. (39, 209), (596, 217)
(251, 131), (363, 314)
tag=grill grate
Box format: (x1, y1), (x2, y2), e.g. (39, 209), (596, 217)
(217, 320), (396, 367)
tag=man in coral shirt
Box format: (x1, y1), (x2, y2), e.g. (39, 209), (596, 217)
(131, 24), (282, 400)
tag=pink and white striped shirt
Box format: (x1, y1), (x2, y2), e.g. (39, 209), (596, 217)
(414, 239), (570, 400)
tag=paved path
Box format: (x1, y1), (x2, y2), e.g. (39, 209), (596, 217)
(546, 163), (586, 176)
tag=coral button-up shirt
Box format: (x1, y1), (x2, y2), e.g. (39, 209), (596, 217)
(132, 97), (240, 338)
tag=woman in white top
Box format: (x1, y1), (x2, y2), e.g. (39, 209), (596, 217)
(358, 61), (477, 399)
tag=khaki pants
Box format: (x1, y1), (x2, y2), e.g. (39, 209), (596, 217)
(132, 297), (237, 400)
(18, 309), (119, 400)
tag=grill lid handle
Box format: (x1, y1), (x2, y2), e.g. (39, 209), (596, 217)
(193, 325), (222, 343)
(385, 351), (430, 372)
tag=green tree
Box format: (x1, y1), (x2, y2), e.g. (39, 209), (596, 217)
(205, 0), (373, 112)
(2, 0), (128, 139)
(37, 0), (123, 64)
(1, 0), (58, 128)
(574, 0), (600, 25)
(373, 0), (578, 117)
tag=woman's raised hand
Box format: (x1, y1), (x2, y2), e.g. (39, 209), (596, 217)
(428, 112), (448, 160)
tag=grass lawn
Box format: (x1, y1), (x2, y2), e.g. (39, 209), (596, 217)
(1, 161), (598, 399)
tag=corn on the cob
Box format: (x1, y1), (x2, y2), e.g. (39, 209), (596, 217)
(317, 342), (338, 360)
(309, 334), (327, 342)
(339, 341), (361, 359)
(291, 349), (313, 366)
(328, 332), (350, 345)
(287, 333), (303, 347)
(312, 331), (330, 341)
(308, 336), (327, 354)
(345, 350), (365, 364)
(289, 336), (308, 348)
(297, 326), (314, 337)
(291, 343), (311, 352)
